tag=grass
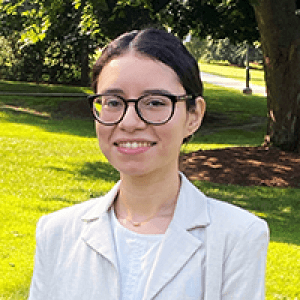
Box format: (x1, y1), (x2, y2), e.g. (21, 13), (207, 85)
(200, 61), (266, 87)
(0, 79), (299, 300)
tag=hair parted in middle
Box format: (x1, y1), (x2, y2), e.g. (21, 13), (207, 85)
(92, 28), (203, 112)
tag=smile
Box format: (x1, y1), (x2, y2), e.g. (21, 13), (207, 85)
(114, 141), (156, 148)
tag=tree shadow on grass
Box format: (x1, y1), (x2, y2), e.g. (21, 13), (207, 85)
(1, 106), (96, 138)
(30, 161), (119, 215)
(47, 160), (119, 183)
(77, 161), (120, 182)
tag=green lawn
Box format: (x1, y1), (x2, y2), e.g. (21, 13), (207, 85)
(0, 80), (299, 300)
(200, 61), (266, 87)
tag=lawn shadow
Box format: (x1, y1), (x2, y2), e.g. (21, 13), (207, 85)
(36, 161), (119, 210)
(77, 161), (120, 182)
(47, 160), (119, 183)
(0, 79), (89, 93)
(1, 105), (96, 138)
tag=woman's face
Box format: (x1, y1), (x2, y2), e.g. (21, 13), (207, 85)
(95, 52), (204, 177)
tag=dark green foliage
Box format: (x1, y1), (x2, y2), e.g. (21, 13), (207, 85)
(0, 0), (260, 85)
(159, 0), (259, 43)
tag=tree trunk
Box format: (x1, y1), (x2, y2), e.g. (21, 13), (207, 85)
(253, 0), (300, 152)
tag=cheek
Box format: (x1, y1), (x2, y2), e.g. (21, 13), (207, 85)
(158, 121), (187, 151)
(95, 124), (111, 152)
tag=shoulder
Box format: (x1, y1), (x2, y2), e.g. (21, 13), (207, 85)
(206, 197), (269, 252)
(37, 182), (120, 236)
(175, 176), (268, 238)
(37, 198), (100, 235)
(180, 174), (268, 232)
(208, 197), (267, 229)
(180, 174), (268, 243)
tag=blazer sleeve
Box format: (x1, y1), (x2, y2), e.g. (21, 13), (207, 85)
(221, 219), (269, 300)
(28, 217), (50, 300)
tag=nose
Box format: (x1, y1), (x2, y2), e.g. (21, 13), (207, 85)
(118, 103), (146, 131)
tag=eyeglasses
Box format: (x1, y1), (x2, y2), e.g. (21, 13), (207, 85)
(88, 93), (194, 125)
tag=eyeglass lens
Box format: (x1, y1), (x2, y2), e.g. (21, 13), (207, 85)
(93, 95), (174, 124)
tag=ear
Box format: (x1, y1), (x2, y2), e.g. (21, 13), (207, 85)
(184, 97), (206, 138)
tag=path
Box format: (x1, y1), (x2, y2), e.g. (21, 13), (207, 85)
(201, 72), (267, 97)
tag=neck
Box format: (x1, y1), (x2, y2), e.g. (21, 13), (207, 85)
(117, 169), (181, 218)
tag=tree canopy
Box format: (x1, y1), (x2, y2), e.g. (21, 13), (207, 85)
(0, 0), (259, 85)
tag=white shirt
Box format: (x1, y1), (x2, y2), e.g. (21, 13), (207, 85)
(110, 208), (164, 300)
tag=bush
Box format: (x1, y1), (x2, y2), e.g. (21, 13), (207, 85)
(0, 36), (18, 79)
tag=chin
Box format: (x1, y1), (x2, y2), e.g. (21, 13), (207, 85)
(118, 168), (150, 178)
(115, 163), (157, 178)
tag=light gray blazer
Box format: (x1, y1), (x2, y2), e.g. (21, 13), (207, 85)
(29, 174), (269, 300)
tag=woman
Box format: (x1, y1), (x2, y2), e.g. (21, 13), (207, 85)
(29, 28), (269, 300)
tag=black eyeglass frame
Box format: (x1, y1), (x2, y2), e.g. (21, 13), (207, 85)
(88, 93), (195, 126)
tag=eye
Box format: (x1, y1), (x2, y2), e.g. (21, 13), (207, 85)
(142, 96), (169, 107)
(106, 100), (122, 107)
(102, 96), (123, 109)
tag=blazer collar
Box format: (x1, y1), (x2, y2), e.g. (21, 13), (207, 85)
(172, 172), (210, 229)
(81, 181), (121, 222)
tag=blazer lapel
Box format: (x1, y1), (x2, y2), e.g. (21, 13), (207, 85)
(81, 182), (121, 270)
(143, 222), (203, 300)
(81, 213), (118, 270)
(143, 174), (210, 300)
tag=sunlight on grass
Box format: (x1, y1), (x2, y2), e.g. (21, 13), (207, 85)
(266, 242), (300, 299)
(0, 113), (118, 299)
(203, 83), (267, 118)
(200, 61), (266, 87)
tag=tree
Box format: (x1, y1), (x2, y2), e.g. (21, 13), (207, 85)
(160, 0), (300, 152)
(159, 0), (260, 43)
(0, 0), (170, 85)
(0, 0), (108, 85)
(253, 0), (300, 152)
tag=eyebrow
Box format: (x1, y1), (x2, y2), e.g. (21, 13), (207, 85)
(143, 89), (172, 95)
(102, 89), (124, 94)
(100, 88), (173, 96)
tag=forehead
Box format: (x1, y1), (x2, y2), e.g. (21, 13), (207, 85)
(96, 52), (184, 95)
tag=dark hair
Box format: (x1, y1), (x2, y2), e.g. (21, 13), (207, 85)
(91, 28), (203, 143)
(92, 28), (203, 106)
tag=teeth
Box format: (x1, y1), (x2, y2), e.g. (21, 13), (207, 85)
(118, 142), (153, 148)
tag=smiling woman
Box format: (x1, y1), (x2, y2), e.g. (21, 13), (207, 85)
(28, 28), (269, 300)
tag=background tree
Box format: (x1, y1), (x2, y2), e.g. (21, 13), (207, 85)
(159, 0), (259, 42)
(253, 0), (300, 152)
(161, 0), (300, 152)
(0, 0), (170, 85)
(0, 0), (109, 85)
